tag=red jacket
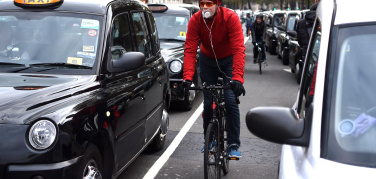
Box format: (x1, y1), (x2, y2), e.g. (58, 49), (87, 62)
(183, 7), (245, 83)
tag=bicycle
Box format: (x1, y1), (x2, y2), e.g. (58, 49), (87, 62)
(189, 79), (239, 179)
(254, 42), (267, 74)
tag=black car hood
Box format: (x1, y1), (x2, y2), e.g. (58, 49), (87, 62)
(160, 41), (185, 61)
(0, 73), (99, 125)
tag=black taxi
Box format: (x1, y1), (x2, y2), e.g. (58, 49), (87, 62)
(0, 0), (169, 178)
(148, 4), (200, 111)
(264, 10), (285, 55)
(276, 11), (300, 65)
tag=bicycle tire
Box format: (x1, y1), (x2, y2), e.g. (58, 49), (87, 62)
(221, 117), (229, 175)
(258, 51), (262, 74)
(204, 123), (221, 179)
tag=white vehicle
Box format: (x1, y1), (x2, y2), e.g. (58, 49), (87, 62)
(246, 0), (376, 178)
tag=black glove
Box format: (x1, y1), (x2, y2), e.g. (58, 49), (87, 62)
(230, 80), (246, 97)
(182, 80), (192, 88)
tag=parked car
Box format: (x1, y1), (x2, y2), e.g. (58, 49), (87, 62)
(276, 11), (301, 65)
(0, 0), (170, 178)
(148, 4), (200, 111)
(264, 10), (285, 55)
(287, 9), (310, 83)
(246, 0), (376, 178)
(234, 9), (244, 23)
(173, 3), (200, 16)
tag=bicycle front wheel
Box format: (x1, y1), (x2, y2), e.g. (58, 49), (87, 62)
(258, 52), (262, 74)
(204, 123), (221, 179)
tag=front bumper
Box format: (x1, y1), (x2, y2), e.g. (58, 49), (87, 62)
(3, 156), (82, 179)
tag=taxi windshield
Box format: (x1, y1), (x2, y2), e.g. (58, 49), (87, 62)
(0, 12), (102, 75)
(286, 15), (296, 31)
(153, 13), (189, 41)
(325, 24), (376, 167)
(273, 14), (284, 27)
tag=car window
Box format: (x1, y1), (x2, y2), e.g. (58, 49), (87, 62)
(131, 12), (152, 59)
(287, 15), (297, 31)
(297, 19), (321, 118)
(325, 24), (376, 167)
(153, 13), (189, 41)
(0, 12), (103, 74)
(110, 13), (133, 60)
(273, 14), (284, 27)
(146, 12), (159, 55)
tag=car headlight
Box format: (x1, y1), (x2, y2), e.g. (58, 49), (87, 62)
(29, 120), (57, 150)
(169, 60), (182, 73)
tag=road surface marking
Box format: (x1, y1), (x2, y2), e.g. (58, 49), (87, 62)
(284, 69), (292, 73)
(143, 102), (204, 179)
(143, 34), (250, 179)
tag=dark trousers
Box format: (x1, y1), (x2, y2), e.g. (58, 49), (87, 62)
(199, 52), (241, 146)
(253, 41), (266, 60)
(246, 24), (252, 37)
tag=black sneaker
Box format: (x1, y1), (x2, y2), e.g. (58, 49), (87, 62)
(253, 59), (257, 64)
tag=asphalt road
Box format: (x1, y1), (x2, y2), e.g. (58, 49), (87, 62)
(119, 31), (300, 179)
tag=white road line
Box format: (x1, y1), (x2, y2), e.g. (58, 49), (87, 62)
(244, 36), (250, 44)
(143, 102), (203, 179)
(143, 35), (250, 179)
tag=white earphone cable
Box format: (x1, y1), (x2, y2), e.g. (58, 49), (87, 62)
(202, 13), (231, 80)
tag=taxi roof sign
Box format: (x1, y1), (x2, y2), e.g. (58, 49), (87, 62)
(148, 4), (168, 12)
(14, 0), (63, 7)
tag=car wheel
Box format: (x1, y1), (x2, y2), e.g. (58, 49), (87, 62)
(269, 39), (276, 55)
(148, 109), (168, 152)
(291, 67), (295, 73)
(277, 46), (282, 59)
(282, 48), (289, 65)
(296, 63), (302, 84)
(78, 144), (103, 179)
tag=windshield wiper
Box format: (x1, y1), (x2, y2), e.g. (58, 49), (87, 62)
(0, 62), (25, 67)
(30, 63), (92, 69)
(160, 38), (186, 42)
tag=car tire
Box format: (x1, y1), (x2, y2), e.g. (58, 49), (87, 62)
(282, 48), (289, 65)
(296, 67), (302, 84)
(148, 128), (166, 152)
(78, 144), (103, 179)
(277, 46), (282, 59)
(291, 67), (295, 73)
(269, 39), (276, 55)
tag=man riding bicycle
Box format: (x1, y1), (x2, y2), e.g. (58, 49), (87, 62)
(251, 14), (266, 63)
(183, 0), (245, 158)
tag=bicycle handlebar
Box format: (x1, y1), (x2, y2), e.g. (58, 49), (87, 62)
(188, 84), (240, 104)
(188, 84), (232, 91)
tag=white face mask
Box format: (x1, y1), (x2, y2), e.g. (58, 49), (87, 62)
(202, 10), (211, 19)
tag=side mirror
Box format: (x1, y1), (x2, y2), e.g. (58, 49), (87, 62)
(245, 106), (313, 147)
(107, 52), (145, 73)
(287, 31), (297, 38)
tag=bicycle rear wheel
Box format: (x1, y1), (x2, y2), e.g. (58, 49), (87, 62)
(204, 123), (221, 179)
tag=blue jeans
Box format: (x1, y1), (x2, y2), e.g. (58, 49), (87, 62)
(199, 52), (241, 146)
(246, 24), (251, 36)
